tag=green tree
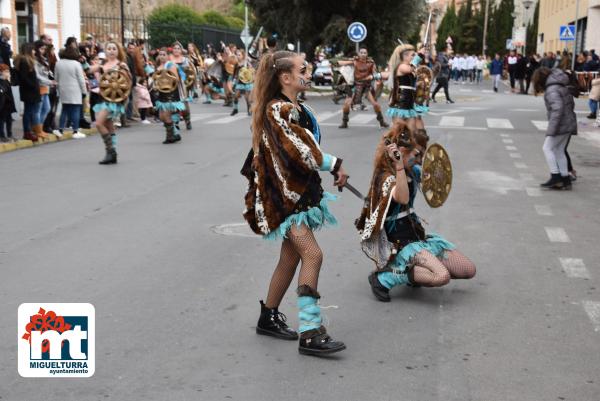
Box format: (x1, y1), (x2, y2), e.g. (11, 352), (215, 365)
(147, 4), (206, 47)
(436, 0), (457, 52)
(147, 5), (243, 48)
(487, 0), (514, 56)
(248, 0), (425, 65)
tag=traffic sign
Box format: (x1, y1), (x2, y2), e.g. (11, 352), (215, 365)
(347, 22), (367, 43)
(505, 39), (514, 50)
(240, 27), (253, 47)
(559, 25), (575, 41)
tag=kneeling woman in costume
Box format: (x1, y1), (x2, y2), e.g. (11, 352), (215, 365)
(242, 50), (349, 356)
(356, 124), (475, 302)
(153, 48), (185, 144)
(90, 41), (132, 165)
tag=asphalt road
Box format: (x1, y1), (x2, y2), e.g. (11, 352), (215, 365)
(1, 80), (600, 401)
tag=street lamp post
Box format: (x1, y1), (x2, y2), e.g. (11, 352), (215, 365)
(572, 0), (580, 71)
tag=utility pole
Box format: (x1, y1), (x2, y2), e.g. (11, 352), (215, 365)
(120, 0), (125, 46)
(482, 0), (490, 55)
(572, 0), (580, 71)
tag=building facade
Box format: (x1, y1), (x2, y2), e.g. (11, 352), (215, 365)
(538, 0), (600, 54)
(0, 0), (80, 55)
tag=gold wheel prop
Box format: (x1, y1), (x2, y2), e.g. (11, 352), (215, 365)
(184, 66), (197, 89)
(238, 66), (254, 84)
(99, 70), (131, 103)
(421, 143), (452, 208)
(415, 65), (433, 106)
(152, 69), (179, 93)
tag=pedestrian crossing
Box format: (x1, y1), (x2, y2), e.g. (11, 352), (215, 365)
(188, 112), (599, 143)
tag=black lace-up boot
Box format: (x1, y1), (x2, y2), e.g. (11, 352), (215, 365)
(256, 300), (298, 340)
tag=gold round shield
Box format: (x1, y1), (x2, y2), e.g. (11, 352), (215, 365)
(415, 65), (433, 106)
(421, 143), (452, 208)
(99, 70), (131, 103)
(152, 69), (179, 93)
(238, 66), (254, 84)
(184, 66), (196, 89)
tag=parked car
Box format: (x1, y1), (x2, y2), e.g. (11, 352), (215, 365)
(312, 59), (333, 86)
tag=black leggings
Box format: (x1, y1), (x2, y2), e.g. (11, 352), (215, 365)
(432, 79), (451, 101)
(565, 134), (573, 172)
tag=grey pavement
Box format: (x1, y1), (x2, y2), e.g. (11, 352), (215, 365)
(1, 80), (600, 401)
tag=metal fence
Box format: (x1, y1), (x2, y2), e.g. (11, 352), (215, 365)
(146, 22), (242, 50)
(81, 15), (148, 44)
(80, 15), (242, 50)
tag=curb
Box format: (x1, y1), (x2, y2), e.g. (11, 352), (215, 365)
(0, 128), (98, 155)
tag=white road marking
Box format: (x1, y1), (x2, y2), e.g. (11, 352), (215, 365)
(559, 258), (590, 279)
(515, 162), (528, 169)
(207, 114), (248, 124)
(427, 110), (464, 116)
(545, 227), (570, 243)
(439, 116), (465, 127)
(503, 138), (514, 144)
(579, 131), (600, 148)
(190, 113), (226, 122)
(351, 114), (376, 124)
(506, 145), (518, 151)
(519, 173), (533, 180)
(487, 118), (514, 129)
(532, 120), (548, 131)
(459, 89), (473, 92)
(510, 108), (538, 112)
(427, 125), (487, 131)
(482, 89), (493, 93)
(509, 153), (522, 158)
(534, 204), (553, 216)
(582, 301), (600, 332)
(525, 187), (541, 196)
(468, 170), (524, 194)
(317, 110), (341, 122)
(459, 107), (487, 110)
(500, 133), (511, 138)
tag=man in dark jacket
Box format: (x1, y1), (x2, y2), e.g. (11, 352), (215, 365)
(431, 48), (454, 103)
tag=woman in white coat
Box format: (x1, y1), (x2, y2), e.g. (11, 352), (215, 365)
(54, 46), (87, 138)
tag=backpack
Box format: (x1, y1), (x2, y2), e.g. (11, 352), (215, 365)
(563, 70), (581, 98)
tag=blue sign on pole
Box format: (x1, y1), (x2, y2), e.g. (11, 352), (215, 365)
(559, 25), (576, 41)
(347, 22), (367, 43)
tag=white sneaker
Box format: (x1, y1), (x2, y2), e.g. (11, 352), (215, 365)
(72, 132), (86, 139)
(53, 130), (63, 138)
(141, 119), (151, 124)
(115, 121), (122, 127)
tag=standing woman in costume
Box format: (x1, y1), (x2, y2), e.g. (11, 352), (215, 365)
(169, 42), (192, 130)
(90, 41), (131, 165)
(242, 50), (349, 356)
(356, 124), (476, 301)
(153, 48), (185, 144)
(230, 50), (253, 116)
(387, 44), (424, 134)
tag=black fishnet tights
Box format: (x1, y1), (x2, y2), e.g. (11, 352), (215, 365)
(265, 225), (323, 309)
(410, 250), (476, 287)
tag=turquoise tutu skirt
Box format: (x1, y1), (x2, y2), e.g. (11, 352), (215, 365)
(235, 83), (253, 92)
(155, 100), (186, 113)
(389, 233), (456, 274)
(93, 101), (125, 121)
(264, 192), (338, 241)
(414, 104), (429, 115)
(387, 107), (418, 119)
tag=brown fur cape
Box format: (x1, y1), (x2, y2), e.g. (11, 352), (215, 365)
(242, 99), (325, 236)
